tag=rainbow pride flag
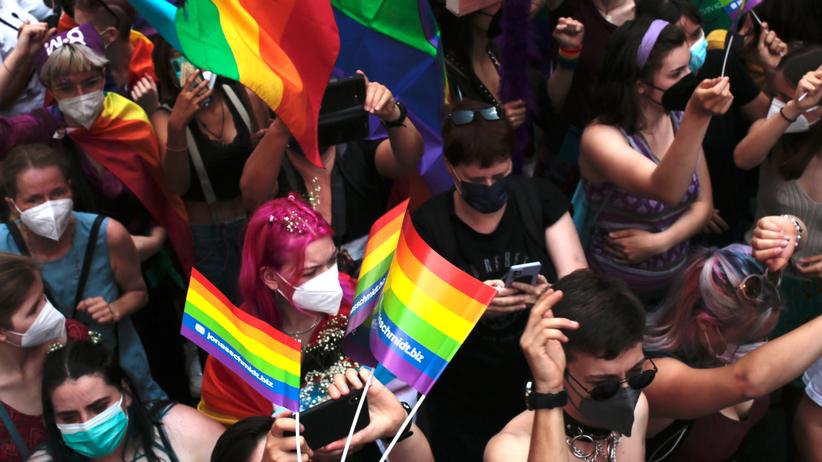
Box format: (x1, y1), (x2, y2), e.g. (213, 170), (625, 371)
(696, 0), (762, 33)
(67, 92), (193, 272)
(127, 0), (340, 167)
(332, 0), (452, 193)
(349, 200), (409, 331)
(726, 0), (761, 32)
(343, 200), (408, 364)
(181, 269), (301, 412)
(724, 0), (760, 18)
(368, 215), (497, 394)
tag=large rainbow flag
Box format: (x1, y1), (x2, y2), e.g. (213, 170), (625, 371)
(127, 0), (340, 167)
(182, 269), (302, 412)
(343, 199), (408, 364)
(67, 92), (193, 272)
(332, 0), (452, 193)
(368, 215), (497, 394)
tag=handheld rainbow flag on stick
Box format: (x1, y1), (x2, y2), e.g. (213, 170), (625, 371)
(339, 200), (407, 462)
(370, 215), (497, 395)
(370, 214), (497, 461)
(726, 0), (762, 27)
(181, 269), (302, 412)
(339, 205), (496, 460)
(694, 0), (762, 32)
(343, 199), (409, 363)
(127, 0), (340, 167)
(721, 0), (760, 76)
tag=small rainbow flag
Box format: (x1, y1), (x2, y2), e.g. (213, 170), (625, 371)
(348, 200), (409, 332)
(692, 0), (762, 34)
(181, 269), (302, 412)
(127, 30), (158, 85)
(726, 0), (760, 32)
(343, 200), (408, 365)
(67, 92), (193, 271)
(368, 215), (497, 394)
(127, 0), (340, 167)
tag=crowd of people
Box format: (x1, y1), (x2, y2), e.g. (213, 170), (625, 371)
(0, 0), (821, 460)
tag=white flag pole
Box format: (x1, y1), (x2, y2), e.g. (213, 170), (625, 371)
(340, 373), (374, 462)
(295, 411), (302, 461)
(750, 9), (763, 26)
(721, 34), (735, 77)
(378, 394), (426, 462)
